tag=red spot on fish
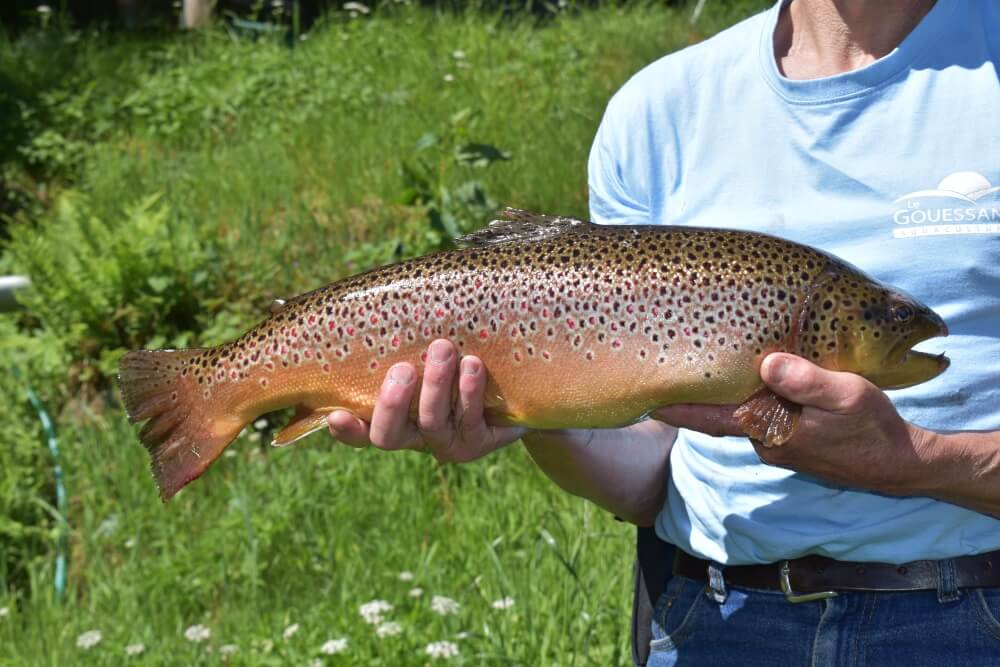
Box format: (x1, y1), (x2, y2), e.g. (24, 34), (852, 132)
(335, 350), (343, 358)
(513, 351), (523, 362)
(542, 350), (551, 361)
(479, 329), (488, 340)
(420, 351), (428, 363)
(391, 335), (400, 347)
(308, 315), (316, 326)
(612, 340), (622, 349)
(329, 320), (337, 330)
(323, 363), (331, 373)
(346, 327), (355, 336)
(303, 350), (312, 359)
(259, 378), (268, 387)
(370, 314), (378, 325)
(475, 279), (482, 289)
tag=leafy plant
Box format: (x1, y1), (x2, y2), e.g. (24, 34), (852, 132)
(7, 190), (226, 385)
(399, 108), (511, 248)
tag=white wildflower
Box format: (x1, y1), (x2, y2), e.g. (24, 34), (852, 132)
(452, 49), (465, 60)
(248, 432), (261, 443)
(254, 418), (269, 430)
(398, 570), (414, 582)
(309, 660), (323, 667)
(430, 596), (460, 615)
(492, 597), (515, 610)
(125, 643), (145, 656)
(408, 587), (424, 598)
(184, 624), (211, 643)
(443, 73), (455, 83)
(343, 1), (370, 14)
(320, 638), (348, 655)
(76, 630), (103, 650)
(256, 638), (274, 653)
(0, 607), (9, 618)
(425, 640), (459, 659)
(376, 621), (402, 638)
(359, 599), (393, 624)
(124, 537), (136, 549)
(283, 623), (300, 640)
(454, 631), (470, 640)
(37, 5), (52, 14)
(219, 644), (239, 656)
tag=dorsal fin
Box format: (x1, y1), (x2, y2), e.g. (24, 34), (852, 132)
(457, 208), (592, 247)
(269, 298), (288, 315)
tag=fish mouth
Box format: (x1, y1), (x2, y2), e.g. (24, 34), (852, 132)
(872, 321), (950, 390)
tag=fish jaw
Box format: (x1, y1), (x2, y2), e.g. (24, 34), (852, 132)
(865, 349), (950, 390)
(866, 313), (950, 390)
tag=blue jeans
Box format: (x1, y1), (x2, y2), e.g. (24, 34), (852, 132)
(648, 572), (1000, 666)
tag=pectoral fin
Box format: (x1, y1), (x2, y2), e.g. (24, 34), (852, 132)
(733, 388), (801, 447)
(272, 406), (341, 447)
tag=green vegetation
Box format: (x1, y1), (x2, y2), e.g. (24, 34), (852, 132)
(1, 2), (768, 664)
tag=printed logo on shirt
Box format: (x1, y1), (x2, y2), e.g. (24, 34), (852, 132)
(891, 171), (1000, 238)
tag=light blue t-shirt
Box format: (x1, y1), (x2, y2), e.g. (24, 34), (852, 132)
(588, 0), (1000, 565)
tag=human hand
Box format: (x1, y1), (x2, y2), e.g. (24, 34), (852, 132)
(653, 353), (934, 495)
(327, 339), (528, 463)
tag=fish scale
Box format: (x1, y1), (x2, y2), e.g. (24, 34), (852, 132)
(118, 209), (949, 500)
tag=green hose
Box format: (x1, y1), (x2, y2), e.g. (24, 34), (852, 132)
(12, 366), (67, 601)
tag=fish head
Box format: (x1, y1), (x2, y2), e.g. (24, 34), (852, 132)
(802, 271), (949, 390)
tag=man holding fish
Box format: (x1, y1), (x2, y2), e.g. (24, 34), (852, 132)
(328, 0), (1000, 663)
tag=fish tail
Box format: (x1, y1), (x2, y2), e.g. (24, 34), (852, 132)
(118, 348), (247, 502)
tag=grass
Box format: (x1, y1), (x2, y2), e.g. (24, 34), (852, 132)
(2, 413), (636, 665)
(0, 2), (769, 664)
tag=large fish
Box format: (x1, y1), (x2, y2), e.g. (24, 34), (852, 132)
(119, 209), (949, 500)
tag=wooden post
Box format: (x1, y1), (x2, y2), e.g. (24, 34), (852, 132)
(183, 0), (213, 29)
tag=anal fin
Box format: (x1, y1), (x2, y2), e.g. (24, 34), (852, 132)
(732, 387), (801, 447)
(272, 406), (342, 447)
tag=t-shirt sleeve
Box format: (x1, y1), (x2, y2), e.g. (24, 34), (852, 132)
(587, 91), (653, 226)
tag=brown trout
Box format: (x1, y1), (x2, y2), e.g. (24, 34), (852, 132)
(119, 209), (949, 500)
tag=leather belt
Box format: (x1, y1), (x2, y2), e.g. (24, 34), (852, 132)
(674, 549), (1000, 603)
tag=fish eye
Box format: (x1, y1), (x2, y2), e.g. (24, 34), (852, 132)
(892, 304), (914, 323)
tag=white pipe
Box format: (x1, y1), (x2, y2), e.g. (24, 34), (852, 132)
(691, 0), (708, 24)
(0, 276), (30, 312)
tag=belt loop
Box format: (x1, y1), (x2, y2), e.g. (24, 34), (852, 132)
(705, 562), (728, 604)
(935, 558), (961, 603)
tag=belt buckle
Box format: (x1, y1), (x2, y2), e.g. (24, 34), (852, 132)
(780, 560), (838, 604)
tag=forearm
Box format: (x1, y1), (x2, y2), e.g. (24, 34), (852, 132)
(522, 420), (676, 526)
(911, 428), (1000, 518)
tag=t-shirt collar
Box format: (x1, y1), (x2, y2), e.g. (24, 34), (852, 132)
(758, 0), (955, 104)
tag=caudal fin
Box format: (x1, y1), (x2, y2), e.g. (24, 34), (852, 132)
(118, 348), (247, 501)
